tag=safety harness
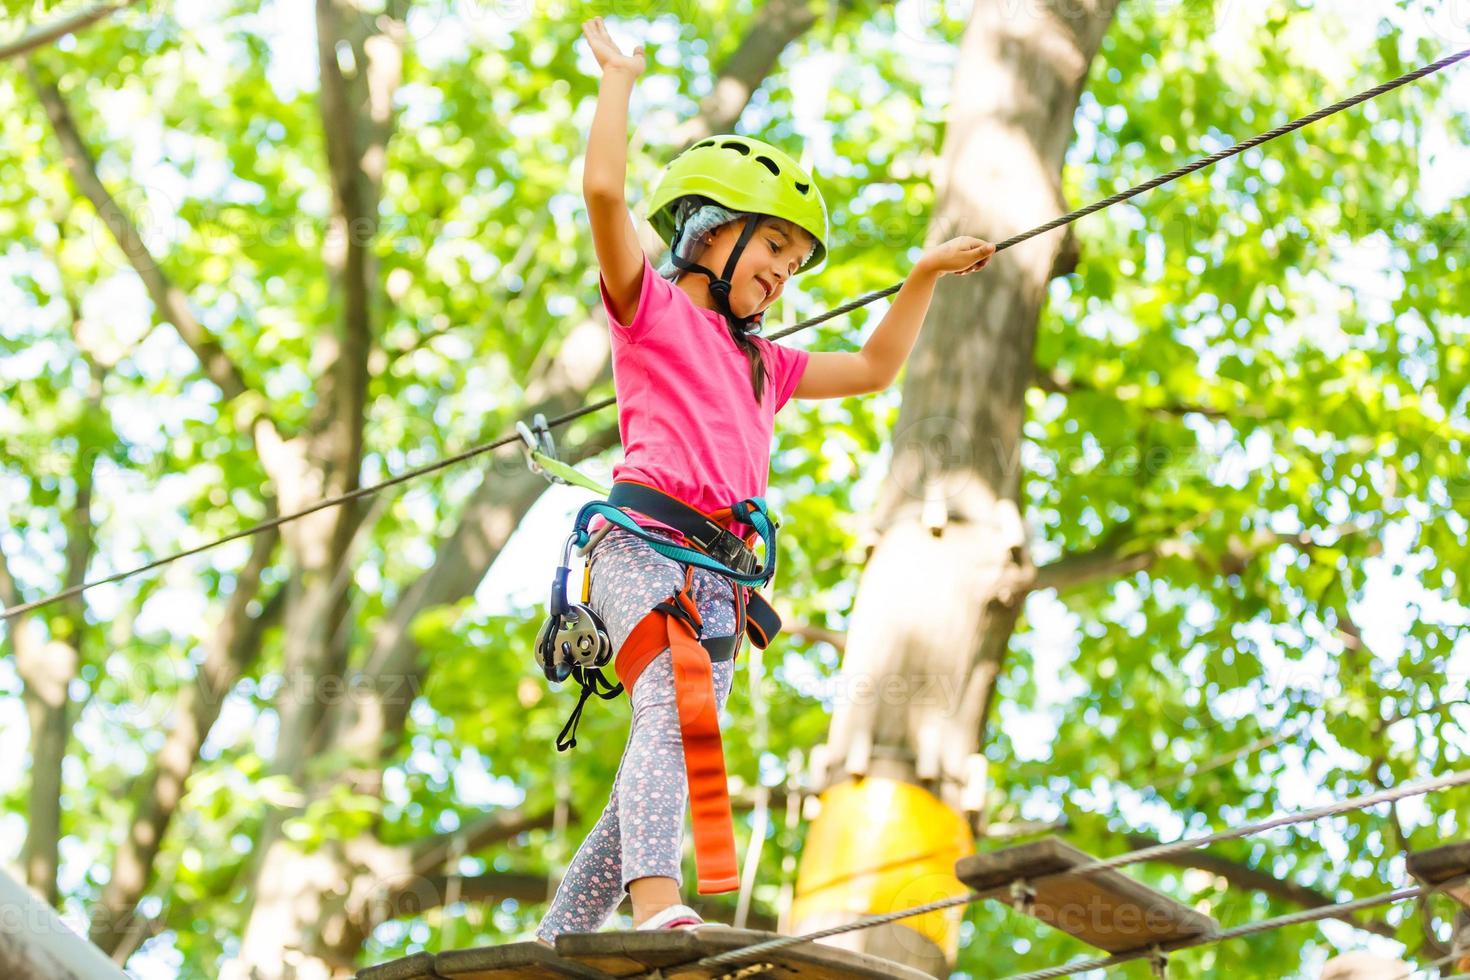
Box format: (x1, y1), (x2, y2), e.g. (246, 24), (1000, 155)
(538, 479), (783, 894)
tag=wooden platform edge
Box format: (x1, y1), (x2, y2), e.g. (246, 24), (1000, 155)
(555, 926), (938, 980)
(955, 836), (1220, 954)
(358, 929), (940, 980)
(359, 941), (615, 980)
(1406, 840), (1470, 885)
(437, 939), (614, 979)
(355, 950), (437, 980)
(1407, 840), (1470, 910)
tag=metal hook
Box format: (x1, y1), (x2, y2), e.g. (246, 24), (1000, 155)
(517, 413), (560, 483)
(1148, 945), (1169, 978)
(1009, 879), (1036, 917)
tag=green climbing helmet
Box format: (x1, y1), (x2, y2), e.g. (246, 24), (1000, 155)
(647, 135), (829, 274)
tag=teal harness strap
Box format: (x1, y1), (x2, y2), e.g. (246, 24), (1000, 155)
(571, 498), (776, 590)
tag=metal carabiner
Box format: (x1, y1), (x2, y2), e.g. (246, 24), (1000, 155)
(517, 413), (561, 483)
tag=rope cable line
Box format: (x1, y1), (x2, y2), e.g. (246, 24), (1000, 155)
(6, 40), (1465, 980)
(1005, 868), (1470, 980)
(997, 886), (1426, 980)
(767, 45), (1470, 342)
(4, 46), (1466, 622)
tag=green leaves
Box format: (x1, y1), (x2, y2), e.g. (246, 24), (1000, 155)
(4, 0), (1467, 975)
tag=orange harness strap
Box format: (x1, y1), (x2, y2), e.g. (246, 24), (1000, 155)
(614, 565), (741, 895)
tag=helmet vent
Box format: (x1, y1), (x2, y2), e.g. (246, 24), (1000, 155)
(794, 181), (810, 194)
(720, 140), (751, 155)
(754, 155), (781, 176)
(693, 139), (716, 149)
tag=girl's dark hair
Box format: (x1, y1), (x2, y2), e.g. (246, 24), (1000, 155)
(669, 199), (772, 404)
(729, 316), (769, 405)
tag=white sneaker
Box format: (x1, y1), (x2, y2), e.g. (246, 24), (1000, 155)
(636, 904), (705, 931)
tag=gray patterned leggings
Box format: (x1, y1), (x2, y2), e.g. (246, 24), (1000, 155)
(536, 527), (738, 941)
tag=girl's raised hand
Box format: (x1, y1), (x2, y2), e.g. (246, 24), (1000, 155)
(582, 17), (646, 78)
(917, 236), (996, 277)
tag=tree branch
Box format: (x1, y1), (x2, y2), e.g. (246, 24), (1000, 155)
(1031, 364), (1273, 422)
(1032, 518), (1375, 595)
(0, 0), (142, 63)
(780, 619), (848, 653)
(0, 545), (26, 614)
(309, 0), (407, 556)
(410, 808), (567, 879)
(669, 0), (823, 148)
(383, 871), (548, 916)
(27, 66), (255, 403)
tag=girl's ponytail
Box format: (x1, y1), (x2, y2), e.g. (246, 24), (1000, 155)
(660, 196), (769, 404)
(727, 322), (768, 405)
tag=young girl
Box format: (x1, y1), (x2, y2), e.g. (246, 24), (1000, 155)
(534, 18), (994, 945)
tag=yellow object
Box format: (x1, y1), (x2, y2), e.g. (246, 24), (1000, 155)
(791, 777), (972, 956)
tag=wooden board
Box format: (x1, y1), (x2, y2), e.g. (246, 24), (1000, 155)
(1406, 840), (1470, 910)
(357, 942), (608, 979)
(357, 928), (935, 980)
(357, 951), (439, 980)
(954, 837), (1219, 954)
(555, 927), (936, 979)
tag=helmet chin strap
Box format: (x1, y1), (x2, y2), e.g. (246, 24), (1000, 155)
(668, 213), (765, 334)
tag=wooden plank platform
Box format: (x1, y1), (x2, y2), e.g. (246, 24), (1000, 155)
(556, 927), (935, 978)
(954, 837), (1219, 954)
(357, 927), (936, 979)
(359, 941), (609, 979)
(1406, 840), (1470, 910)
(357, 951), (439, 980)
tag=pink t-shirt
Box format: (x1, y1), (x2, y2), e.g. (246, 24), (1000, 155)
(591, 253), (809, 541)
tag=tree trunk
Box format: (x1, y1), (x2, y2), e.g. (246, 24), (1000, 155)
(229, 4), (402, 976)
(792, 1), (1119, 973)
(16, 639), (69, 910)
(10, 334), (100, 911)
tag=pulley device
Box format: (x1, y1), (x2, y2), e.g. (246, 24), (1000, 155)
(533, 531), (614, 686)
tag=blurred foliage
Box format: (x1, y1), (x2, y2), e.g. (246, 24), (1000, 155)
(1, 0), (1467, 976)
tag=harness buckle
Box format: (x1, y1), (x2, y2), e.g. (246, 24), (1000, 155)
(654, 596), (703, 640)
(706, 532), (758, 577)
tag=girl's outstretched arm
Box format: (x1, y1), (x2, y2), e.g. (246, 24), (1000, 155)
(792, 236), (995, 400)
(581, 18), (647, 327)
